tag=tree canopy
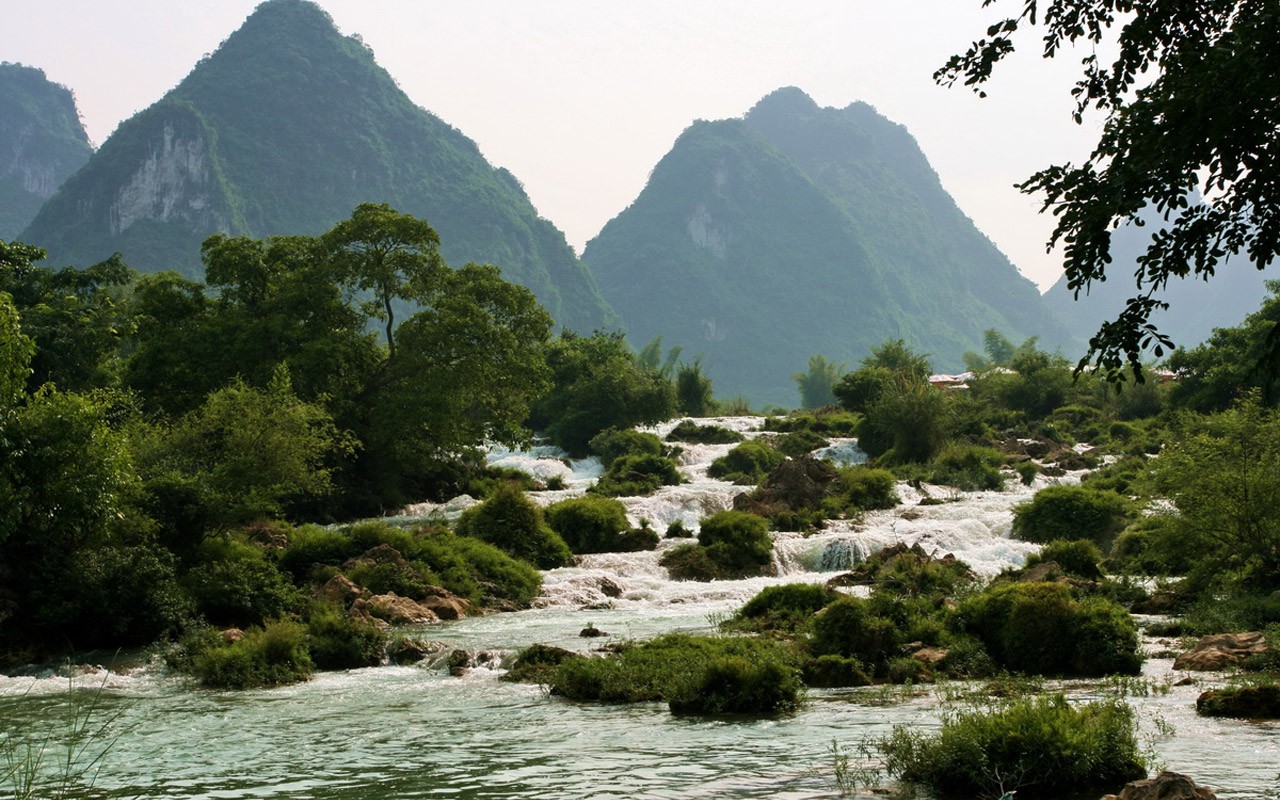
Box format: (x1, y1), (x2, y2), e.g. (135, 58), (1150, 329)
(941, 1), (1280, 379)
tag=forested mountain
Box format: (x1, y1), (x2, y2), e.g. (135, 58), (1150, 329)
(0, 64), (92, 240)
(20, 0), (617, 332)
(583, 87), (1072, 405)
(1042, 203), (1272, 354)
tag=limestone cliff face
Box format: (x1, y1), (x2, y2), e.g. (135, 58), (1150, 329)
(0, 64), (93, 240)
(108, 120), (231, 237)
(21, 100), (241, 274)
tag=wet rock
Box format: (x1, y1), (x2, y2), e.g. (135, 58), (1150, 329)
(416, 587), (473, 621)
(245, 524), (288, 550)
(342, 543), (407, 570)
(734, 456), (838, 516)
(1019, 561), (1064, 583)
(1196, 684), (1280, 719)
(1173, 632), (1268, 671)
(315, 573), (363, 606)
(359, 592), (440, 626)
(447, 649), (473, 676)
(388, 637), (447, 664)
(909, 646), (948, 666)
(503, 644), (580, 683)
(1101, 771), (1218, 800)
(1131, 590), (1180, 615)
(347, 603), (391, 631)
(598, 577), (625, 598)
(579, 624), (607, 638)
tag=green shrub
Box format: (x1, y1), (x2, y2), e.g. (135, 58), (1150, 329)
(882, 695), (1146, 799)
(809, 596), (902, 665)
(455, 482), (571, 569)
(708, 440), (786, 483)
(698, 511), (773, 576)
(954, 582), (1142, 676)
(802, 654), (871, 687)
(732, 581), (839, 629)
(191, 620), (314, 689)
(545, 495), (631, 553)
(587, 427), (667, 468)
(665, 519), (694, 538)
(279, 524), (354, 580)
(1012, 485), (1135, 547)
(618, 523), (661, 551)
(668, 655), (803, 715)
(925, 443), (1006, 491)
(1196, 684), (1280, 719)
(937, 636), (997, 679)
(666, 420), (743, 445)
(183, 538), (304, 627)
(306, 602), (386, 670)
(764, 410), (861, 436)
(547, 633), (800, 709)
(774, 430), (829, 457)
(1027, 539), (1104, 579)
(1015, 461), (1040, 486)
(344, 558), (434, 599)
(1081, 455), (1150, 494)
(661, 512), (774, 580)
(503, 643), (583, 684)
(829, 466), (899, 512)
(660, 543), (720, 581)
(591, 453), (683, 497)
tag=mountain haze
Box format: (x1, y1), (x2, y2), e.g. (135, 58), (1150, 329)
(21, 0), (617, 332)
(1042, 204), (1272, 354)
(583, 88), (1071, 405)
(0, 64), (92, 240)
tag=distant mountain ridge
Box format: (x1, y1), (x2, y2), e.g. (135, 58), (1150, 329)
(583, 87), (1072, 405)
(21, 0), (617, 333)
(0, 63), (92, 240)
(1042, 202), (1272, 354)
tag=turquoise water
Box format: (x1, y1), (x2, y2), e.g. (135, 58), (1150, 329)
(3, 421), (1278, 799)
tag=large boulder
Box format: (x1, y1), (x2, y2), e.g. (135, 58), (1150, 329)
(1196, 684), (1280, 719)
(1173, 632), (1268, 671)
(342, 543), (408, 570)
(1101, 771), (1218, 800)
(358, 592), (439, 625)
(734, 456), (838, 516)
(416, 587), (473, 621)
(314, 573), (363, 606)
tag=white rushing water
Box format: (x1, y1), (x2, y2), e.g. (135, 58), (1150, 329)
(2, 416), (1277, 799)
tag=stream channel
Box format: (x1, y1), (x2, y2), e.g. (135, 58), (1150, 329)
(2, 417), (1278, 798)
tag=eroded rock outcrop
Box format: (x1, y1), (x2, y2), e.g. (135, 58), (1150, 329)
(1173, 632), (1268, 671)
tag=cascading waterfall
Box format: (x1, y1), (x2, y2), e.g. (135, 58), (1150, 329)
(5, 417), (1275, 799)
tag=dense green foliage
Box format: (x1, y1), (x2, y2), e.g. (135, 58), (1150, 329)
(942, 0), (1280, 379)
(1, 217), (555, 662)
(665, 420), (743, 445)
(188, 620), (314, 690)
(708, 440), (786, 483)
(455, 483), (571, 570)
(954, 582), (1142, 676)
(19, 1), (616, 332)
(583, 87), (1070, 406)
(530, 332), (678, 455)
(546, 633), (802, 715)
(882, 696), (1146, 799)
(1012, 485), (1134, 548)
(661, 511), (774, 580)
(545, 496), (634, 554)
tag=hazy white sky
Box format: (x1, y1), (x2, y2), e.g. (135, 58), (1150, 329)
(8, 0), (1106, 289)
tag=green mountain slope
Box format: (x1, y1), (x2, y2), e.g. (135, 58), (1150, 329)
(583, 87), (1071, 405)
(21, 0), (616, 332)
(0, 64), (92, 240)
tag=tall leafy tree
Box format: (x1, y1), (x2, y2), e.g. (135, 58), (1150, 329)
(321, 202), (447, 361)
(792, 354), (846, 409)
(941, 1), (1280, 379)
